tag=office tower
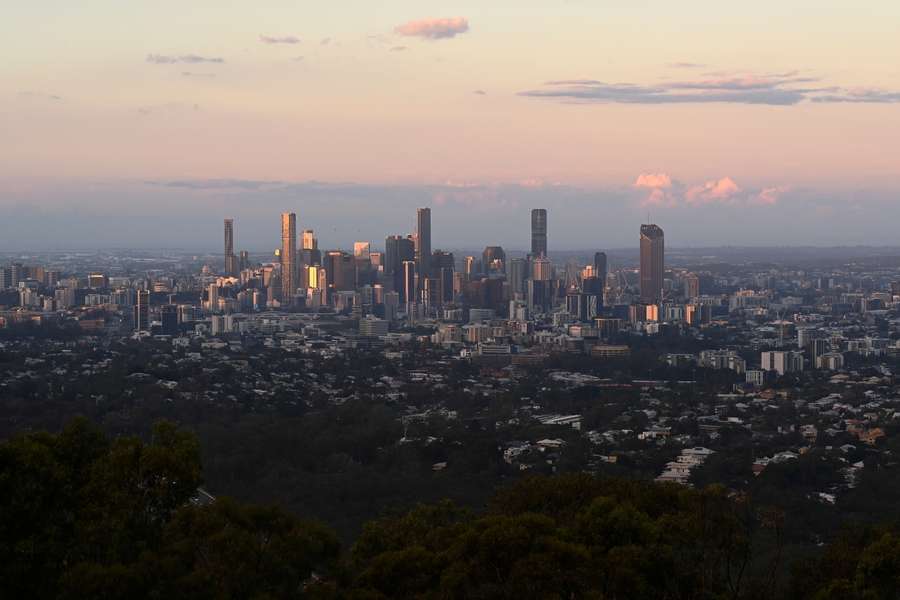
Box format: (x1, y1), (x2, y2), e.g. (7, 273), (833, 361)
(306, 265), (321, 290)
(239, 250), (249, 272)
(761, 350), (804, 376)
(54, 287), (75, 309)
(324, 251), (343, 292)
(581, 274), (602, 293)
(464, 256), (476, 277)
(354, 241), (371, 259)
(684, 272), (700, 299)
(207, 283), (219, 313)
(359, 316), (389, 337)
(385, 235), (414, 275)
(224, 219), (236, 276)
(0, 267), (10, 289)
(384, 291), (400, 322)
(402, 260), (417, 304)
(372, 284), (385, 305)
(482, 246), (506, 275)
(9, 264), (22, 289)
(593, 252), (607, 284)
(281, 212), (297, 305)
(160, 304), (178, 335)
(527, 279), (551, 315)
(369, 252), (383, 270)
(810, 338), (829, 367)
(302, 229), (317, 250)
(432, 250), (455, 303)
(532, 256), (552, 281)
(531, 208), (548, 258)
(508, 258), (527, 296)
(423, 277), (441, 309)
(639, 224), (665, 303)
(88, 273), (108, 289)
(385, 235), (415, 292)
(352, 243), (374, 287)
(416, 208), (432, 279)
(134, 289), (150, 331)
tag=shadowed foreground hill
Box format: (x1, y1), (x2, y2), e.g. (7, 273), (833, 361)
(2, 419), (900, 599)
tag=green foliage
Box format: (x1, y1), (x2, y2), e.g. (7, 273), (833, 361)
(0, 418), (338, 599)
(792, 527), (900, 600)
(7, 420), (900, 599)
(346, 474), (757, 599)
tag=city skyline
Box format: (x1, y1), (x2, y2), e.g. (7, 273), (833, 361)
(2, 2), (900, 249)
(5, 5), (900, 594)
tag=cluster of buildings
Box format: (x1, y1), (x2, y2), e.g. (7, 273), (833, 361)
(5, 209), (900, 386)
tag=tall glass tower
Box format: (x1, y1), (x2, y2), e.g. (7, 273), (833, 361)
(281, 212), (297, 305)
(531, 208), (547, 258)
(416, 208), (432, 279)
(640, 224), (665, 302)
(224, 219), (236, 275)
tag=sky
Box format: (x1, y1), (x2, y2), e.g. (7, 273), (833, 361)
(2, 1), (899, 250)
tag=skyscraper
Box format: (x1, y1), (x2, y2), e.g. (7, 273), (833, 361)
(402, 260), (417, 304)
(134, 289), (150, 331)
(385, 235), (415, 294)
(432, 250), (455, 303)
(299, 229), (321, 272)
(508, 258), (527, 296)
(281, 212), (297, 305)
(531, 209), (547, 258)
(160, 304), (178, 335)
(684, 272), (700, 299)
(302, 229), (317, 250)
(640, 224), (665, 303)
(482, 246), (506, 275)
(224, 219), (236, 276)
(416, 208), (432, 279)
(593, 252), (607, 284)
(354, 241), (371, 259)
(532, 256), (552, 281)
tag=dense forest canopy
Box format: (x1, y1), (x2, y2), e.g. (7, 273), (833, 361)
(2, 420), (900, 599)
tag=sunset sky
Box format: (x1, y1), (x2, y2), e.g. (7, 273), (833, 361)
(2, 1), (899, 250)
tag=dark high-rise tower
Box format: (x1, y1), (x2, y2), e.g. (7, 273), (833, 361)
(640, 224), (665, 302)
(531, 208), (547, 258)
(593, 252), (607, 283)
(416, 208), (432, 279)
(224, 219), (236, 276)
(385, 235), (415, 294)
(432, 250), (455, 303)
(281, 212), (297, 305)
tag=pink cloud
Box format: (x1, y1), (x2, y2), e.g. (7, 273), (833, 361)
(633, 173), (678, 207)
(633, 173), (783, 209)
(394, 17), (469, 40)
(685, 177), (741, 204)
(634, 173), (674, 189)
(754, 186), (789, 205)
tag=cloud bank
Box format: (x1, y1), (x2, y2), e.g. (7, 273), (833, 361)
(3, 178), (899, 250)
(634, 173), (786, 208)
(259, 34), (300, 44)
(521, 72), (900, 106)
(394, 17), (469, 39)
(146, 54), (224, 64)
